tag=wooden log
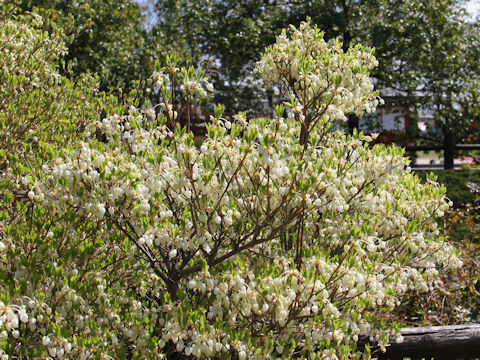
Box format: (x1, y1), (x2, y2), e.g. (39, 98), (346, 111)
(377, 324), (480, 360)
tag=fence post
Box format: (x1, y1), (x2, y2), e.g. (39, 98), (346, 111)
(443, 127), (455, 169)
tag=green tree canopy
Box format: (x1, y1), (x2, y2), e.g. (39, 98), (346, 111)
(153, 0), (290, 111)
(17, 0), (154, 91)
(152, 0), (480, 143)
(369, 0), (480, 144)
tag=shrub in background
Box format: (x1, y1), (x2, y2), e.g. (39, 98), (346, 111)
(411, 170), (479, 326)
(0, 4), (121, 358)
(415, 169), (480, 208)
(0, 5), (121, 171)
(1, 19), (461, 360)
(392, 181), (479, 326)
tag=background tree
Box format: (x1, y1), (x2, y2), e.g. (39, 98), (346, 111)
(151, 0), (480, 142)
(18, 0), (155, 92)
(153, 0), (290, 112)
(370, 0), (480, 147)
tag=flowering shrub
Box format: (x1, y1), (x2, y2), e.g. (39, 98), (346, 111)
(393, 182), (479, 326)
(446, 182), (480, 244)
(0, 6), (120, 171)
(416, 169), (480, 208)
(1, 17), (461, 359)
(254, 20), (383, 145)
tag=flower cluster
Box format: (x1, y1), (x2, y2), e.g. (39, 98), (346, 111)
(255, 20), (383, 143)
(149, 58), (213, 131)
(466, 182), (479, 194)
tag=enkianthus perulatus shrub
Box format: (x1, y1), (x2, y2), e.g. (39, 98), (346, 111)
(1, 14), (461, 360)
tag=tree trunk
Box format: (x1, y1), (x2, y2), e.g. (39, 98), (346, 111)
(443, 127), (455, 169)
(347, 115), (358, 135)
